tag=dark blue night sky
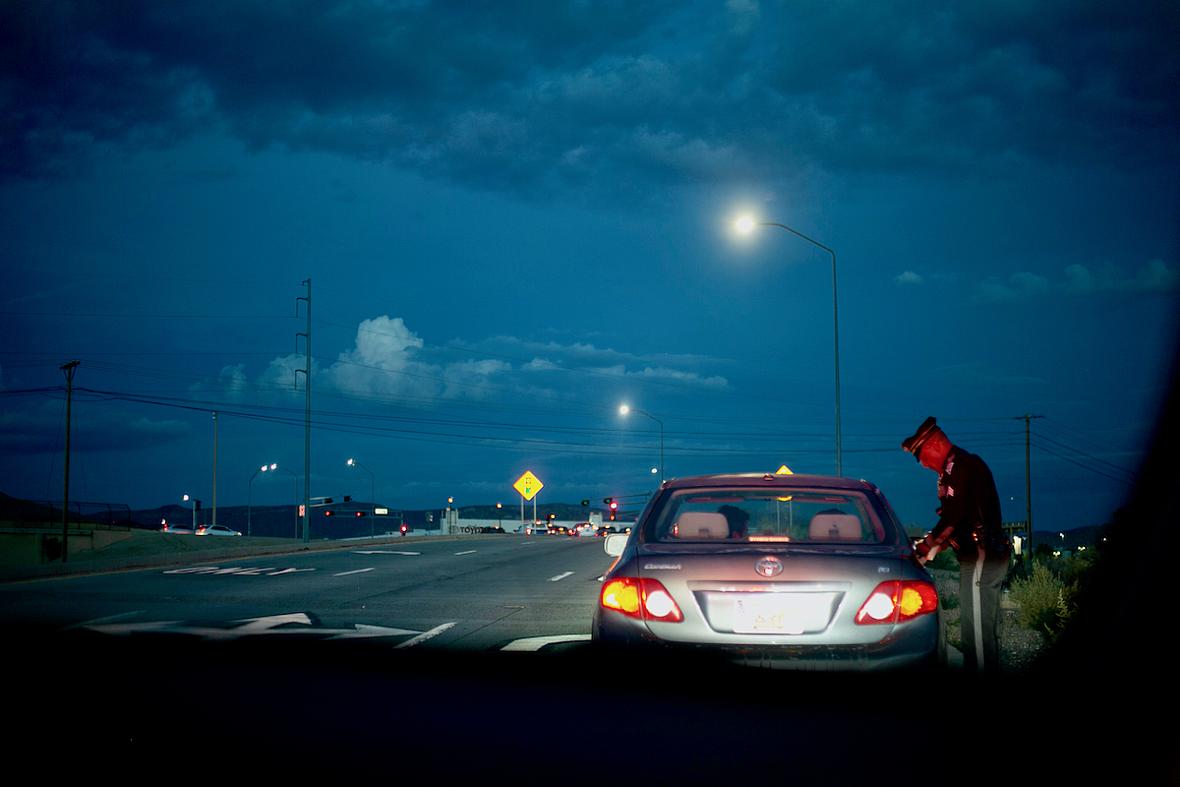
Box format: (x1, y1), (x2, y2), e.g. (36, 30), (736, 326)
(2, 1), (1176, 534)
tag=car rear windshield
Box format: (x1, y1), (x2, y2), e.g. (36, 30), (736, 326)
(647, 488), (896, 545)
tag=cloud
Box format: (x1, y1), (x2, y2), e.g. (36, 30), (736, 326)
(326, 316), (439, 399)
(982, 260), (1178, 301)
(441, 359), (512, 400)
(0, 403), (190, 454)
(976, 271), (1051, 302)
(634, 367), (729, 389)
(1065, 260), (1179, 294)
(3, 1), (1174, 192)
(895, 271), (924, 285)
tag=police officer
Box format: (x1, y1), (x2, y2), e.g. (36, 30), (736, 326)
(903, 416), (1010, 674)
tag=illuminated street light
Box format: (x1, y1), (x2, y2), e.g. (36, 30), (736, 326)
(346, 457), (376, 537)
(247, 464), (267, 536)
(619, 403), (664, 484)
(182, 493), (197, 531)
(732, 213), (842, 476)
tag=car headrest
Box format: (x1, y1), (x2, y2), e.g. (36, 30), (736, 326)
(808, 513), (862, 541)
(674, 512), (729, 539)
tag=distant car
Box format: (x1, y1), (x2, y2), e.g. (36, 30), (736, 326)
(195, 524), (242, 537)
(571, 522), (596, 537)
(593, 473), (944, 671)
(548, 524), (569, 536)
(161, 523), (194, 535)
(595, 526), (614, 537)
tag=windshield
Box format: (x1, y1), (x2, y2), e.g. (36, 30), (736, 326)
(647, 488), (895, 544)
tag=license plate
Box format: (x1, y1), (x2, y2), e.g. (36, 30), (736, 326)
(733, 593), (813, 634)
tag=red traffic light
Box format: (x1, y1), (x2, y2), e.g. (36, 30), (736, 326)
(609, 500), (618, 510)
(325, 510), (333, 517)
(355, 511), (365, 517)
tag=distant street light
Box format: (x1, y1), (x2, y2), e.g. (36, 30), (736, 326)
(347, 458), (376, 537)
(182, 493), (197, 531)
(256, 463), (298, 537)
(247, 464), (267, 537)
(619, 404), (664, 484)
(732, 214), (842, 475)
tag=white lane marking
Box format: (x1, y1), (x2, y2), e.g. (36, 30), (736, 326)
(327, 624), (420, 640)
(454, 550), (477, 556)
(501, 634), (592, 652)
(353, 550), (421, 556)
(236, 613), (313, 631)
(162, 566), (310, 576)
(67, 610), (144, 630)
(334, 568), (375, 577)
(84, 612), (420, 641)
(548, 571), (574, 582)
(394, 622), (457, 649)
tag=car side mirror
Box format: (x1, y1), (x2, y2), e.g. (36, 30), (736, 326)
(604, 533), (628, 557)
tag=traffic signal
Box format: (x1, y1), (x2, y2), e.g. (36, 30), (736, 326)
(609, 499), (618, 521)
(603, 497), (613, 505)
(355, 511), (365, 517)
(581, 499), (590, 507)
(325, 510), (334, 517)
(344, 496), (352, 503)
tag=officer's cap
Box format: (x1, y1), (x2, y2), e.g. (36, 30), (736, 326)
(901, 416), (942, 461)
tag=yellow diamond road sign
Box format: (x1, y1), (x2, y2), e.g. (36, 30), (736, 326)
(513, 470), (544, 501)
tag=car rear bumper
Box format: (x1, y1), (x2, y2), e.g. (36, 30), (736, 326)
(592, 610), (944, 671)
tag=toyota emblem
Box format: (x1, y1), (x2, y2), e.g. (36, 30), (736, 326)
(755, 556), (783, 577)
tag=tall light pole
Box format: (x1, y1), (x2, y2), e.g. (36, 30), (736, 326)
(247, 464), (267, 537)
(619, 404), (664, 484)
(347, 458), (376, 537)
(733, 215), (842, 476)
(182, 493), (197, 531)
(261, 463), (299, 538)
(59, 360), (80, 562)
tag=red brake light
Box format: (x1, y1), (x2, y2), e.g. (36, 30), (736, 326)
(855, 580), (938, 625)
(600, 577), (684, 623)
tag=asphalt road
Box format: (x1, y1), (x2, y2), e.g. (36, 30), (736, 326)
(0, 533), (614, 651)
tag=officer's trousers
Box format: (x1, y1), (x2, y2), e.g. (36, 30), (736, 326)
(957, 546), (1009, 674)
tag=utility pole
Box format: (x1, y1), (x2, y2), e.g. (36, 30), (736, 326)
(1014, 414), (1044, 556)
(296, 279), (312, 543)
(60, 360), (80, 563)
(211, 411), (218, 527)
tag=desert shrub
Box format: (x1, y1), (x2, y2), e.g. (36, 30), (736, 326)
(927, 549), (959, 572)
(1008, 560), (1077, 642)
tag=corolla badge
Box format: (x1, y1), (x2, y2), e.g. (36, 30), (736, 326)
(755, 556), (784, 577)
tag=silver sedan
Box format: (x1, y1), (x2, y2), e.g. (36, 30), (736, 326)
(592, 473), (945, 670)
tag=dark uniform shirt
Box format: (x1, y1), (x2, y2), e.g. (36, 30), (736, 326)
(929, 447), (1008, 560)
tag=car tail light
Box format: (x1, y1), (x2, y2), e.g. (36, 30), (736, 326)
(855, 580), (938, 625)
(600, 577), (684, 623)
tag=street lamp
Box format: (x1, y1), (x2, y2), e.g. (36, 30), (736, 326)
(619, 404), (664, 484)
(347, 458), (376, 537)
(496, 502), (503, 530)
(182, 493), (197, 531)
(247, 464), (268, 537)
(733, 214), (842, 476)
(262, 463), (299, 538)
